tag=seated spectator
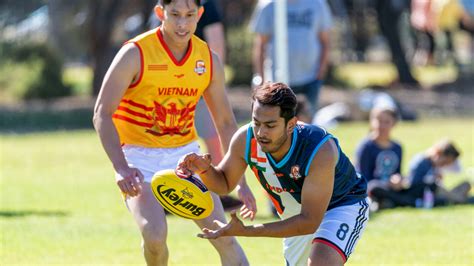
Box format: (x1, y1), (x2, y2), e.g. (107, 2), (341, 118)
(371, 139), (472, 209)
(355, 107), (403, 210)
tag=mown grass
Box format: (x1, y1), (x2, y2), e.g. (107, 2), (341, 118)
(1, 118), (473, 265)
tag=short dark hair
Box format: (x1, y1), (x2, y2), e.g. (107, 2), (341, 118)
(370, 106), (399, 122)
(437, 139), (461, 159)
(158, 0), (201, 6)
(252, 82), (297, 123)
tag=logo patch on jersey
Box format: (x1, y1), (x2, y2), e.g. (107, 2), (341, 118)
(194, 60), (206, 75)
(374, 150), (399, 181)
(290, 165), (302, 180)
(145, 100), (196, 137)
(148, 64), (168, 71)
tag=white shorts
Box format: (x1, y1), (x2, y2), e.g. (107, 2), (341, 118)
(118, 141), (201, 183)
(283, 198), (370, 265)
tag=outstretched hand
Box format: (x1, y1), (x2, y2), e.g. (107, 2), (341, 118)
(236, 183), (257, 221)
(176, 152), (212, 177)
(116, 166), (144, 197)
(197, 211), (246, 239)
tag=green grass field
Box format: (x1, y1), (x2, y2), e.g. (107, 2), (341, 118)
(1, 118), (473, 265)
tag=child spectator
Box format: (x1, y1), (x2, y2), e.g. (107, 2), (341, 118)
(371, 139), (472, 209)
(355, 106), (403, 210)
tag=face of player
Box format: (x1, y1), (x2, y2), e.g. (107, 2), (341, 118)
(252, 101), (295, 158)
(370, 111), (396, 137)
(158, 0), (201, 46)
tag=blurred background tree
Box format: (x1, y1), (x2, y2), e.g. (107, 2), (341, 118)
(0, 0), (259, 100)
(1, 0), (472, 101)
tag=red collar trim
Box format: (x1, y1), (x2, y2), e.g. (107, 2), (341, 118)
(156, 27), (192, 66)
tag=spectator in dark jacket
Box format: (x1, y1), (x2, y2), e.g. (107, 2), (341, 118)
(355, 106), (403, 210)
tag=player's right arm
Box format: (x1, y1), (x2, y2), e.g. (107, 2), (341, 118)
(93, 43), (144, 196)
(178, 126), (249, 195)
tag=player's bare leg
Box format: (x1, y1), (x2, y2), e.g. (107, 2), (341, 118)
(194, 192), (249, 266)
(126, 184), (169, 266)
(308, 242), (345, 266)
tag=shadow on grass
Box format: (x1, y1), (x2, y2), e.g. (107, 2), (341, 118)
(0, 210), (69, 218)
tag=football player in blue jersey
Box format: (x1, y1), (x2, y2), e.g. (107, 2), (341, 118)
(177, 82), (369, 265)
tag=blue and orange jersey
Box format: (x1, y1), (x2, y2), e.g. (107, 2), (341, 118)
(113, 27), (213, 148)
(244, 123), (367, 219)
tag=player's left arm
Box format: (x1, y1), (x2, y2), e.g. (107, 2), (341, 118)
(199, 138), (337, 239)
(203, 52), (237, 152)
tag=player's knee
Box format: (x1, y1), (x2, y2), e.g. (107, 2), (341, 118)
(308, 255), (344, 266)
(210, 237), (249, 265)
(209, 236), (239, 250)
(142, 236), (167, 255)
(141, 224), (167, 253)
(309, 243), (345, 266)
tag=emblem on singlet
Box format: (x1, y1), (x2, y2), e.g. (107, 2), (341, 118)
(194, 60), (206, 75)
(290, 165), (302, 180)
(145, 99), (196, 137)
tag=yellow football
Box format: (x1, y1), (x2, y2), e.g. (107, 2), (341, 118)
(151, 169), (214, 219)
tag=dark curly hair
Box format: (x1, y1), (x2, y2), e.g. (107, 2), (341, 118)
(252, 82), (297, 123)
